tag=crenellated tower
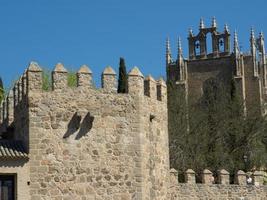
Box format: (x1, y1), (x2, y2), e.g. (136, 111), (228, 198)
(0, 62), (170, 200)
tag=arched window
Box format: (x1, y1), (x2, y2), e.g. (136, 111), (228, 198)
(206, 32), (212, 54)
(195, 40), (200, 56)
(219, 38), (224, 52)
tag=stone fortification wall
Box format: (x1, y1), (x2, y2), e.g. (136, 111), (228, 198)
(0, 62), (169, 200)
(0, 70), (29, 144)
(169, 168), (267, 200)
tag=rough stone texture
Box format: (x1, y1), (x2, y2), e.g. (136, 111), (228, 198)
(28, 89), (144, 200)
(236, 170), (247, 186)
(0, 160), (30, 199)
(77, 65), (93, 87)
(52, 63), (68, 90)
(218, 169), (230, 185)
(185, 169), (196, 184)
(169, 184), (267, 200)
(144, 75), (157, 99)
(0, 64), (169, 200)
(202, 169), (213, 185)
(168, 168), (267, 199)
(253, 171), (265, 186)
(170, 169), (179, 185)
(101, 66), (117, 93)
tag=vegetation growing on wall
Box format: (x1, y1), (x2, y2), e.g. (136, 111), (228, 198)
(42, 69), (77, 91)
(42, 69), (52, 91)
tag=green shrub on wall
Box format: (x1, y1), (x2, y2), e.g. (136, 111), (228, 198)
(42, 69), (77, 91)
(42, 69), (52, 91)
(67, 70), (77, 87)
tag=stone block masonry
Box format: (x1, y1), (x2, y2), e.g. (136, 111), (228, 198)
(0, 62), (169, 200)
(169, 168), (267, 199)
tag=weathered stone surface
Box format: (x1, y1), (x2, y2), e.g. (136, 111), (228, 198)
(169, 183), (267, 200)
(77, 65), (93, 87)
(0, 64), (169, 200)
(102, 66), (116, 75)
(218, 169), (230, 185)
(128, 66), (143, 77)
(78, 65), (92, 74)
(54, 63), (68, 72)
(185, 169), (196, 184)
(28, 61), (42, 72)
(101, 66), (117, 92)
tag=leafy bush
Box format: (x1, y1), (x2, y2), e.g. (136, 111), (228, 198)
(42, 68), (77, 91)
(42, 69), (52, 91)
(67, 70), (77, 87)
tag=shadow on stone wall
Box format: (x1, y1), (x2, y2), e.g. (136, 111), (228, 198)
(63, 112), (94, 139)
(63, 112), (82, 139)
(0, 160), (28, 168)
(75, 112), (94, 140)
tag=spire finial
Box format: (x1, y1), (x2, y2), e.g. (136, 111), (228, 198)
(199, 17), (205, 29)
(211, 16), (217, 28)
(166, 37), (171, 54)
(260, 31), (264, 39)
(234, 30), (239, 55)
(166, 37), (172, 65)
(178, 36), (182, 56)
(177, 36), (183, 65)
(250, 27), (255, 39)
(188, 28), (193, 37)
(258, 31), (266, 60)
(250, 27), (256, 58)
(224, 24), (229, 33)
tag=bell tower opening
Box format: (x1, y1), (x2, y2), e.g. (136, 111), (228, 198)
(206, 32), (213, 55)
(195, 40), (201, 56)
(219, 38), (225, 52)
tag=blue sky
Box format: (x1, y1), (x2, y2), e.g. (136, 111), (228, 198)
(0, 0), (266, 88)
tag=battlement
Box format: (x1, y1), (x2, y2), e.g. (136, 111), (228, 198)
(15, 61), (166, 98)
(170, 168), (265, 186)
(0, 61), (170, 199)
(169, 168), (266, 199)
(0, 62), (167, 135)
